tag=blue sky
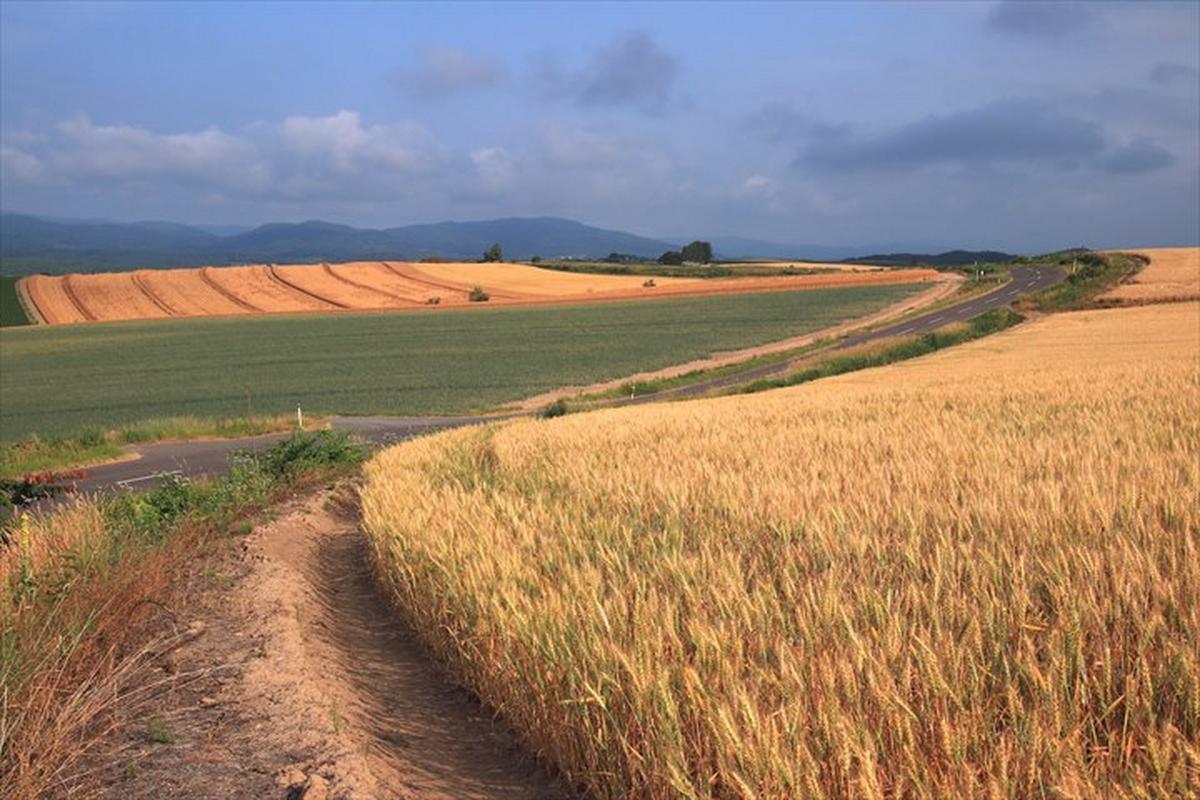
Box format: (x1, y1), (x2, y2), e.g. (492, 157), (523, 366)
(2, 1), (1197, 251)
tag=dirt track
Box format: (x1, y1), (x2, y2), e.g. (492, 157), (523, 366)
(75, 487), (568, 799)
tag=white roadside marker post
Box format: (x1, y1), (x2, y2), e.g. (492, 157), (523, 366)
(297, 405), (303, 430)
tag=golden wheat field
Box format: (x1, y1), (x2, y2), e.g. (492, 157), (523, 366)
(16, 262), (941, 325)
(362, 301), (1200, 799)
(1100, 246), (1200, 304)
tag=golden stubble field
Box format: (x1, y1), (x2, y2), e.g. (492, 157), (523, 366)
(18, 261), (941, 325)
(362, 301), (1200, 798)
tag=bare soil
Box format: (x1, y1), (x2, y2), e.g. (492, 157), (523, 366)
(71, 487), (570, 800)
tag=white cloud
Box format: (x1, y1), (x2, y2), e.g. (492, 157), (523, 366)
(0, 144), (46, 184)
(470, 147), (519, 192)
(393, 47), (507, 97)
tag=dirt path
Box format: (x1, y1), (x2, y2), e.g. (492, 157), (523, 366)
(76, 488), (569, 799)
(516, 274), (964, 409)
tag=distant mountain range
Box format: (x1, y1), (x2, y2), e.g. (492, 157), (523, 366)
(0, 211), (1013, 274)
(0, 213), (685, 273)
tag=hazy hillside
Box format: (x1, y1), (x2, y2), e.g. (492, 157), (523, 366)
(0, 212), (676, 273)
(845, 249), (1016, 267)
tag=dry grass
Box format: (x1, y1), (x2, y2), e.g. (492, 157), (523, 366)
(0, 501), (197, 799)
(362, 302), (1200, 799)
(1100, 247), (1199, 304)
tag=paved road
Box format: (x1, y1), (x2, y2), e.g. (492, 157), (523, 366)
(607, 265), (1064, 404)
(69, 415), (501, 496)
(66, 266), (1062, 495)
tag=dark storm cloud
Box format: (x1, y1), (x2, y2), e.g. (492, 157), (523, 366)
(986, 1), (1099, 37)
(1102, 138), (1176, 174)
(798, 99), (1106, 172)
(542, 33), (681, 112)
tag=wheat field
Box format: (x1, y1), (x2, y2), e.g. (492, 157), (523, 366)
(1100, 247), (1200, 304)
(362, 301), (1200, 799)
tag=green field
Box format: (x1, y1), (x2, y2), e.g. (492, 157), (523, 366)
(1, 276), (31, 327)
(0, 284), (921, 439)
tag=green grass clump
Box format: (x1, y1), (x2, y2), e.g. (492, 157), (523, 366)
(1, 276), (31, 327)
(1025, 251), (1144, 312)
(0, 284), (922, 440)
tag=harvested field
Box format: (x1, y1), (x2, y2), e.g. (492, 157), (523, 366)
(331, 261), (463, 304)
(1099, 246), (1199, 304)
(134, 268), (254, 317)
(205, 265), (331, 313)
(66, 272), (173, 321)
(362, 301), (1200, 798)
(21, 274), (89, 324)
(407, 260), (699, 296)
(18, 261), (942, 325)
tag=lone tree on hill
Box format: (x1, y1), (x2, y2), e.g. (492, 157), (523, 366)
(682, 240), (713, 264)
(482, 243), (503, 262)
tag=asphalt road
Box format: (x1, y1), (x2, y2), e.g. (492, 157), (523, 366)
(65, 265), (1062, 496)
(608, 264), (1064, 404)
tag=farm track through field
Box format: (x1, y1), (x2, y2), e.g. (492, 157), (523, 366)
(131, 271), (182, 317)
(266, 264), (347, 309)
(60, 274), (98, 321)
(199, 267), (263, 312)
(75, 488), (570, 799)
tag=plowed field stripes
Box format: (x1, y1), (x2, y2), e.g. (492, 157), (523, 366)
(200, 268), (262, 312)
(61, 275), (98, 321)
(132, 271), (181, 316)
(266, 264), (347, 309)
(321, 263), (418, 304)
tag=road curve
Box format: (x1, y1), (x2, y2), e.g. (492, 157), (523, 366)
(65, 266), (1062, 495)
(606, 265), (1064, 405)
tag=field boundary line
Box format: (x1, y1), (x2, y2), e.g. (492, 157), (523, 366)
(266, 264), (347, 309)
(131, 271), (181, 317)
(15, 276), (48, 325)
(199, 267), (263, 313)
(61, 274), (98, 321)
(320, 262), (417, 305)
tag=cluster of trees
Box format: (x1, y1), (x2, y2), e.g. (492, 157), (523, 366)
(658, 240), (713, 266)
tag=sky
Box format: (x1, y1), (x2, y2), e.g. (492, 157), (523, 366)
(1, 0), (1198, 252)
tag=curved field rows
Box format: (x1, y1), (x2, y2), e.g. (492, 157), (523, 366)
(329, 262), (448, 305)
(23, 262), (944, 324)
(20, 275), (89, 324)
(139, 268), (257, 317)
(66, 273), (171, 321)
(273, 263), (392, 309)
(404, 261), (698, 297)
(204, 266), (332, 313)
